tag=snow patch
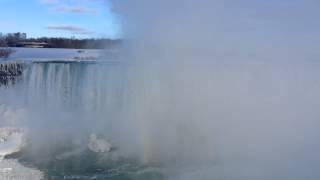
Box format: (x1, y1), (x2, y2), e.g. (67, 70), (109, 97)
(0, 128), (25, 157)
(0, 159), (43, 180)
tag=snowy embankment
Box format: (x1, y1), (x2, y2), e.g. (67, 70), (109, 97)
(0, 159), (43, 180)
(0, 128), (25, 158)
(0, 128), (43, 180)
(0, 106), (44, 180)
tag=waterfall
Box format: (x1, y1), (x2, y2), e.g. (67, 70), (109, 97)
(22, 62), (124, 111)
(2, 59), (320, 179)
(0, 61), (128, 151)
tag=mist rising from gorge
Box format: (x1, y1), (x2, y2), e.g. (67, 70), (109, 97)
(110, 0), (320, 179)
(1, 0), (320, 179)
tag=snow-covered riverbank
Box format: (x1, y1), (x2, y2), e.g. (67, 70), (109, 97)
(0, 128), (43, 180)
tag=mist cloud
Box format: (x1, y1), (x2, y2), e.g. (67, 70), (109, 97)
(110, 0), (320, 179)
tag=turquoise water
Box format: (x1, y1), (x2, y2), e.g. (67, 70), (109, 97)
(9, 147), (165, 180)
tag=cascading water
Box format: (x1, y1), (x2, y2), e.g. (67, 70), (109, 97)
(0, 61), (166, 180)
(1, 0), (320, 179)
(20, 62), (125, 114)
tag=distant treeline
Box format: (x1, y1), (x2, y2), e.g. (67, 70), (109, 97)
(0, 37), (121, 49)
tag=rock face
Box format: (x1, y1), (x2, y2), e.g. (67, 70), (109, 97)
(88, 134), (112, 153)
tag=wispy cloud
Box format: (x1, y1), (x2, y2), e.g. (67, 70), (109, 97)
(46, 25), (94, 35)
(41, 0), (59, 5)
(41, 0), (98, 15)
(55, 5), (97, 14)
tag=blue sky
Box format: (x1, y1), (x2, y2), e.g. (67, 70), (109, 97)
(0, 0), (121, 39)
(1, 0), (319, 41)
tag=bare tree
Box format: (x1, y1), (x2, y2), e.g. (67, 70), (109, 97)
(0, 38), (7, 47)
(0, 48), (15, 59)
(0, 37), (16, 59)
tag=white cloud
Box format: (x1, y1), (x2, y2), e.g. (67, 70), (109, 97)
(41, 0), (98, 15)
(41, 0), (59, 5)
(55, 5), (97, 14)
(46, 25), (94, 35)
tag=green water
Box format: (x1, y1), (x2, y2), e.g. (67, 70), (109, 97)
(8, 147), (165, 180)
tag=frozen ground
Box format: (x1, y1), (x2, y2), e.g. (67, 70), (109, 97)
(0, 159), (43, 180)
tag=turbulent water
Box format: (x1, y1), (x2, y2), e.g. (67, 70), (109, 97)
(0, 60), (166, 180)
